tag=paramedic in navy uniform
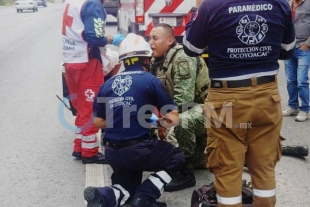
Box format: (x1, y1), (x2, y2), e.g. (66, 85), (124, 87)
(183, 0), (296, 207)
(83, 33), (185, 207)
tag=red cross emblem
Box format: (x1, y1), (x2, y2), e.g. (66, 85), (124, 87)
(85, 89), (95, 100)
(62, 4), (73, 36)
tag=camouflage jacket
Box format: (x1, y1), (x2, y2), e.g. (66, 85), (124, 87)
(150, 44), (197, 107)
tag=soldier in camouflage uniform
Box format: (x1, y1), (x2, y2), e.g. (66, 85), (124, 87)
(149, 23), (209, 192)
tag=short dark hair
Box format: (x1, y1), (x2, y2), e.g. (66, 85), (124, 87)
(154, 23), (175, 38)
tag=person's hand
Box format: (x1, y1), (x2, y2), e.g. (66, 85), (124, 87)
(150, 113), (159, 127)
(158, 126), (166, 141)
(300, 44), (309, 51)
(196, 0), (204, 8)
(106, 34), (113, 44)
(112, 34), (125, 47)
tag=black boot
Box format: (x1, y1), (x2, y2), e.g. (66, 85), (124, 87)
(84, 187), (106, 207)
(130, 198), (167, 207)
(164, 170), (196, 192)
(82, 152), (108, 164)
(282, 145), (309, 157)
(72, 151), (81, 159)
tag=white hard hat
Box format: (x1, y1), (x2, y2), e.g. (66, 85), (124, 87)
(118, 33), (153, 61)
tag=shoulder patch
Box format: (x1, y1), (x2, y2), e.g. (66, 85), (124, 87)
(176, 61), (190, 79)
(94, 17), (105, 38)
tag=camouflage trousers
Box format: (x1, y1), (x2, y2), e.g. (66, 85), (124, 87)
(165, 104), (207, 170)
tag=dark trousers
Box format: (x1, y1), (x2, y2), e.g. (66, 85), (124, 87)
(105, 136), (185, 202)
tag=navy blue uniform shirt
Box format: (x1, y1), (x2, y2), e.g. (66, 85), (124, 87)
(81, 0), (108, 60)
(93, 65), (177, 142)
(183, 0), (296, 79)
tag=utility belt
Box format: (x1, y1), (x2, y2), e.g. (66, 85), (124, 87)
(210, 75), (276, 89)
(106, 136), (153, 150)
(105, 131), (156, 150)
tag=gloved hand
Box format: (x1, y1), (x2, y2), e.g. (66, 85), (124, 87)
(150, 113), (159, 127)
(112, 34), (125, 47)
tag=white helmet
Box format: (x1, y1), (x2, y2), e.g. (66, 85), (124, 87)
(118, 33), (153, 61)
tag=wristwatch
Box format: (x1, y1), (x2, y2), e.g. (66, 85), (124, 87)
(190, 6), (198, 13)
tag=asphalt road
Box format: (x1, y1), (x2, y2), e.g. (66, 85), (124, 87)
(0, 3), (309, 207)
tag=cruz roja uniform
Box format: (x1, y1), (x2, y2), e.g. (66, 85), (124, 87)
(84, 33), (185, 207)
(183, 0), (295, 207)
(62, 0), (122, 163)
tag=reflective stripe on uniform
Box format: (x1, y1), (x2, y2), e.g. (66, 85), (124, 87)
(110, 184), (130, 206)
(148, 175), (165, 193)
(82, 134), (97, 142)
(155, 170), (172, 184)
(253, 189), (276, 198)
(81, 142), (99, 149)
(75, 133), (82, 139)
(183, 34), (208, 54)
(216, 194), (242, 205)
(281, 39), (296, 51)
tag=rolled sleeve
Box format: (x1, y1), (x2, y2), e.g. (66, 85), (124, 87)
(279, 3), (296, 59)
(183, 2), (209, 57)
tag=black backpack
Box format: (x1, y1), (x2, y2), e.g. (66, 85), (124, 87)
(191, 180), (253, 207)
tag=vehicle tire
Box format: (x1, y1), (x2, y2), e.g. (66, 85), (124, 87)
(17, 9), (19, 12)
(20, 9), (23, 12)
(36, 7), (38, 11)
(33, 8), (35, 12)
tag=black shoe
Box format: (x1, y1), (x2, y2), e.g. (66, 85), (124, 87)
(82, 152), (108, 164)
(84, 187), (105, 207)
(72, 151), (81, 159)
(282, 145), (309, 157)
(130, 197), (167, 207)
(164, 171), (196, 192)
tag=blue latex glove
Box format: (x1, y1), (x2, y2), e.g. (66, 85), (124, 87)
(112, 34), (125, 47)
(150, 113), (158, 127)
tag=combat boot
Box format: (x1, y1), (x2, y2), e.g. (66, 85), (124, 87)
(282, 145), (309, 157)
(84, 187), (106, 207)
(164, 170), (196, 192)
(82, 152), (108, 164)
(130, 198), (167, 207)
